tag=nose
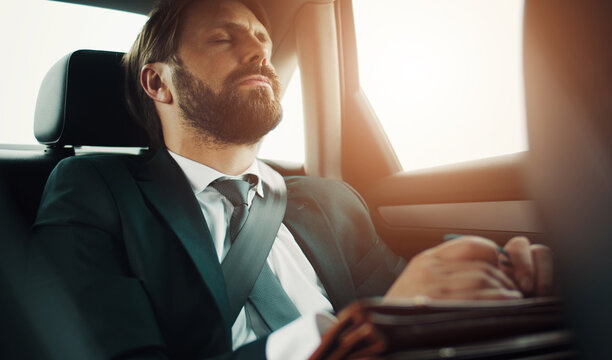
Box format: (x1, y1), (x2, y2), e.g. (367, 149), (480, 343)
(240, 35), (270, 67)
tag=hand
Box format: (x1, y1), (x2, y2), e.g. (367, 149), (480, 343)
(502, 236), (554, 297)
(385, 236), (523, 301)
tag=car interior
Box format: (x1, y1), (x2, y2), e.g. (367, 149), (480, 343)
(524, 1), (612, 358)
(0, 0), (610, 358)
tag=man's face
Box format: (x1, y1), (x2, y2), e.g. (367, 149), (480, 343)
(172, 0), (282, 146)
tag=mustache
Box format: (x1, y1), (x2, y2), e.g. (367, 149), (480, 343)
(224, 63), (279, 88)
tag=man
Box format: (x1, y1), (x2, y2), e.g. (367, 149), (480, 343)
(32, 0), (553, 359)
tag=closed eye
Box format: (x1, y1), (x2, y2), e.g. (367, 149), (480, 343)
(212, 38), (231, 43)
(208, 31), (232, 44)
(255, 32), (270, 44)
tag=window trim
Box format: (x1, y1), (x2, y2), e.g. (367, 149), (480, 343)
(336, 0), (402, 191)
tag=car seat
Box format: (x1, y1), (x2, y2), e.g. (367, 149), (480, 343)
(0, 50), (150, 226)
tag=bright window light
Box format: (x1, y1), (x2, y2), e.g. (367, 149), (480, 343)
(258, 68), (305, 163)
(0, 0), (305, 163)
(0, 0), (147, 145)
(353, 0), (527, 171)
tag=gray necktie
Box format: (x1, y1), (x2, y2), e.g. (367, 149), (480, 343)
(210, 176), (255, 243)
(211, 176), (301, 336)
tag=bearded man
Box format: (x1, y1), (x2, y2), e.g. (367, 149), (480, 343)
(32, 0), (553, 359)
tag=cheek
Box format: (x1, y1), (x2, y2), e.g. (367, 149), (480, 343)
(197, 59), (236, 90)
(178, 45), (236, 88)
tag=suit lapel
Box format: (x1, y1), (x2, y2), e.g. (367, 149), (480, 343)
(283, 183), (357, 311)
(135, 150), (231, 329)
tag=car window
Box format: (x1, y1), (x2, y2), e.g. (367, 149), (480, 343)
(0, 0), (147, 145)
(259, 68), (305, 162)
(353, 0), (527, 171)
(0, 0), (305, 163)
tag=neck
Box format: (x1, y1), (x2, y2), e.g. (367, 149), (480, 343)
(166, 136), (259, 176)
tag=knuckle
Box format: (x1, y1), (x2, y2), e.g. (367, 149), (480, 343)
(507, 236), (531, 251)
(459, 237), (491, 254)
(531, 244), (553, 258)
(411, 252), (436, 269)
(472, 262), (497, 281)
(470, 271), (495, 289)
(462, 238), (481, 253)
(477, 262), (495, 275)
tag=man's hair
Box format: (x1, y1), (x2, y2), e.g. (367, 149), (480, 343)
(122, 0), (270, 148)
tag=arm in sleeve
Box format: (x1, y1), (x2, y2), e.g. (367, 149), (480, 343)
(30, 157), (268, 360)
(340, 181), (407, 296)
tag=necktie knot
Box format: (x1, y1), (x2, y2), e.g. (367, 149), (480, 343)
(210, 174), (258, 244)
(211, 175), (258, 207)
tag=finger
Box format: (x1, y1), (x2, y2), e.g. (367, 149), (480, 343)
(434, 288), (523, 300)
(504, 236), (535, 294)
(531, 244), (554, 296)
(437, 260), (518, 290)
(445, 268), (519, 294)
(433, 236), (500, 266)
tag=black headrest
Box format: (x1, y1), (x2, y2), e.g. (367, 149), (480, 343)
(34, 50), (150, 147)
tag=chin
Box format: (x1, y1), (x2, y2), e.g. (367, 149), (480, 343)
(241, 86), (274, 99)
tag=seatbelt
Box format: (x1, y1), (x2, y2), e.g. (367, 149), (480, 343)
(220, 162), (288, 324)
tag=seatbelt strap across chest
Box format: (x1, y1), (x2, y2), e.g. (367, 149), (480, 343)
(220, 161), (289, 325)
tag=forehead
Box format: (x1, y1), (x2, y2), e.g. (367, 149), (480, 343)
(181, 0), (269, 38)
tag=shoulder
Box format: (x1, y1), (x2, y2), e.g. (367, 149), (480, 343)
(36, 154), (141, 226)
(45, 153), (149, 193)
(51, 153), (140, 177)
(284, 176), (370, 218)
(284, 175), (355, 192)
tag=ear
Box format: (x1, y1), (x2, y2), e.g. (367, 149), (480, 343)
(140, 63), (173, 104)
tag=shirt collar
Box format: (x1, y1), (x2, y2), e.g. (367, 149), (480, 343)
(168, 150), (264, 198)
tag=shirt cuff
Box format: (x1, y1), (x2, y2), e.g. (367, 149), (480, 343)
(265, 312), (337, 360)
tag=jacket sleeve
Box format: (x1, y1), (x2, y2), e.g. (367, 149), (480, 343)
(30, 157), (267, 360)
(284, 175), (406, 307)
(339, 181), (407, 296)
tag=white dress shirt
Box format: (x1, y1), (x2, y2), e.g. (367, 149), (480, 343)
(168, 151), (335, 359)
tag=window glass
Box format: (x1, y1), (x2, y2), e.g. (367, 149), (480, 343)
(0, 0), (305, 163)
(258, 68), (305, 163)
(353, 0), (527, 171)
(0, 0), (147, 145)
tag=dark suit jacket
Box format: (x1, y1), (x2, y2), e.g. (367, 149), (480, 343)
(31, 150), (405, 359)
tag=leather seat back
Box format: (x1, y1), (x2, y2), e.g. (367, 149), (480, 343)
(0, 49), (149, 225)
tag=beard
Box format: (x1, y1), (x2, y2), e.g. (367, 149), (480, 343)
(172, 61), (283, 147)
